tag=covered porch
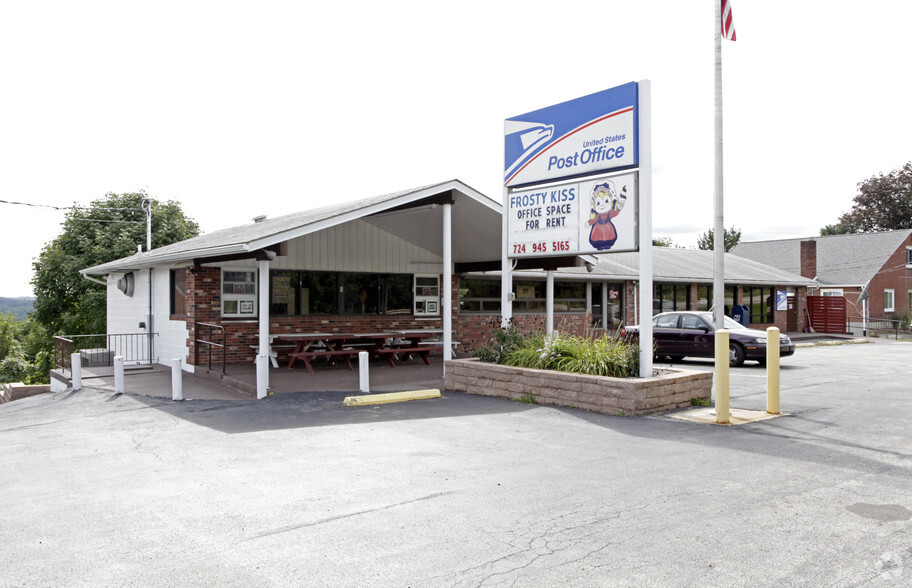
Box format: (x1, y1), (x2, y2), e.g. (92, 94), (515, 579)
(51, 353), (451, 401)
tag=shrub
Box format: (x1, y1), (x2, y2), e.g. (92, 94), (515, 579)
(0, 354), (29, 385)
(502, 331), (640, 378)
(473, 318), (527, 364)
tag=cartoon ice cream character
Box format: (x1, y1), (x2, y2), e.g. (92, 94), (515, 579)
(587, 180), (627, 250)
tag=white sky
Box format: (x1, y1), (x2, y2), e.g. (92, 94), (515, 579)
(2, 1), (910, 297)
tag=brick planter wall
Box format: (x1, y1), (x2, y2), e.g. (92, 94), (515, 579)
(444, 358), (713, 415)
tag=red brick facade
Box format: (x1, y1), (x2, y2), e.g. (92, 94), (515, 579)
(173, 268), (808, 366)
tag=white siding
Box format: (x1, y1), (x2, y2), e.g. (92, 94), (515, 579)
(152, 267), (191, 369)
(105, 271), (153, 365)
(213, 219), (443, 274)
(106, 269), (191, 369)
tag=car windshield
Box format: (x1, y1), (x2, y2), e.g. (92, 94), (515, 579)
(697, 312), (747, 330)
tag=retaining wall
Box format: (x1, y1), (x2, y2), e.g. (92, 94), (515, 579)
(444, 358), (712, 415)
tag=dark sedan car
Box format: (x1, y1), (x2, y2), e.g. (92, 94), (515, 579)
(621, 311), (795, 367)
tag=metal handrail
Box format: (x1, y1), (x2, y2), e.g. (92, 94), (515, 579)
(53, 333), (157, 373)
(195, 322), (226, 374)
(846, 317), (907, 339)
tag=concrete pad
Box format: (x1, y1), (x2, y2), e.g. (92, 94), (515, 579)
(668, 406), (789, 426)
(343, 388), (441, 406)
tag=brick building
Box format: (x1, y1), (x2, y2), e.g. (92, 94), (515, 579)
(82, 180), (816, 398)
(732, 230), (912, 326)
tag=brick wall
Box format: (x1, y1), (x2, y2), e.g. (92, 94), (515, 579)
(868, 235), (912, 318)
(456, 312), (592, 351)
(800, 240), (817, 279)
(176, 267), (813, 365)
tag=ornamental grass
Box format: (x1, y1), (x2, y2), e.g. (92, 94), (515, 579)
(496, 331), (640, 378)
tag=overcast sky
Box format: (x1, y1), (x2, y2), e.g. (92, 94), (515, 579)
(2, 1), (910, 298)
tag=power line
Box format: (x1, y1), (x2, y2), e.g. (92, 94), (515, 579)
(0, 199), (145, 213)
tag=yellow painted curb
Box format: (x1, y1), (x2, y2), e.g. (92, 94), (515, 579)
(343, 389), (441, 407)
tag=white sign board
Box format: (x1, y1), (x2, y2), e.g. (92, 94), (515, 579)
(508, 173), (637, 258)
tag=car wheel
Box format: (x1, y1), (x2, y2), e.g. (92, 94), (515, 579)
(729, 342), (746, 367)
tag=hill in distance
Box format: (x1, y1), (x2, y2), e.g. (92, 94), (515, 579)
(0, 297), (35, 321)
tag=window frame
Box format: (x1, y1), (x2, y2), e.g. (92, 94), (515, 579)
(884, 289), (895, 313)
(170, 269), (188, 316)
(414, 274), (441, 316)
(221, 269), (258, 318)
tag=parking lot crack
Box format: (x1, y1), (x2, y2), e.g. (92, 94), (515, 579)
(242, 491), (455, 542)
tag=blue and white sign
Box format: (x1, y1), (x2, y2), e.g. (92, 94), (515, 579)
(776, 290), (788, 311)
(504, 82), (639, 187)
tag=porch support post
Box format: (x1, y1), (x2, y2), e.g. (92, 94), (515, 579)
(546, 270), (555, 335)
(501, 186), (513, 328)
(585, 281), (592, 316)
(602, 281), (609, 330)
(442, 203), (453, 364)
(257, 258), (270, 399)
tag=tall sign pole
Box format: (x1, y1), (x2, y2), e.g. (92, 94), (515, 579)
(713, 0), (725, 330)
(637, 80), (653, 379)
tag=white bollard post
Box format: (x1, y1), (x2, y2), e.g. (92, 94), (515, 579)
(359, 351), (370, 393)
(71, 353), (82, 392)
(114, 356), (125, 395)
(256, 355), (268, 399)
(171, 358), (183, 401)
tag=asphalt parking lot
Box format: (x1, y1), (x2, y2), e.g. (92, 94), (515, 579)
(2, 338), (911, 586)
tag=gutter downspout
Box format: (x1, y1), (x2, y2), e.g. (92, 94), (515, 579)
(81, 273), (108, 286)
(143, 198), (153, 366)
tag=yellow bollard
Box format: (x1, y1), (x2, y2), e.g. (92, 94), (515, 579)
(715, 329), (730, 424)
(766, 326), (780, 414)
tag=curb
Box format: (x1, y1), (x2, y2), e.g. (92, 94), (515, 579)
(343, 389), (441, 407)
(795, 338), (869, 349)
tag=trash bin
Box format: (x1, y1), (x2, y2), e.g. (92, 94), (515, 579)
(732, 305), (750, 327)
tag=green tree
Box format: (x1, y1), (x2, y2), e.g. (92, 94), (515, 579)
(31, 192), (200, 336)
(696, 226), (742, 252)
(0, 312), (23, 361)
(829, 162), (912, 233)
(652, 237), (677, 247)
(819, 223), (851, 236)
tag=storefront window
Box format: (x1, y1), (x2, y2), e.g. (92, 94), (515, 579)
(745, 286), (774, 324)
(696, 285), (737, 313)
(653, 284), (689, 315)
(269, 270), (412, 316)
(458, 278), (501, 313)
(457, 278), (593, 314)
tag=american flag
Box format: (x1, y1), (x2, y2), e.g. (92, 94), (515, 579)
(721, 0), (737, 41)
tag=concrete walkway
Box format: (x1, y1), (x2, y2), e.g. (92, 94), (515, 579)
(61, 354), (450, 401)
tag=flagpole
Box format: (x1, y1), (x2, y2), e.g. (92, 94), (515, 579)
(713, 0), (725, 330)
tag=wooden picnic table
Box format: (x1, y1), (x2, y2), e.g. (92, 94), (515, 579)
(274, 331), (443, 372)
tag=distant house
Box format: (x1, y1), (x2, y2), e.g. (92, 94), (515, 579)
(732, 230), (912, 323)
